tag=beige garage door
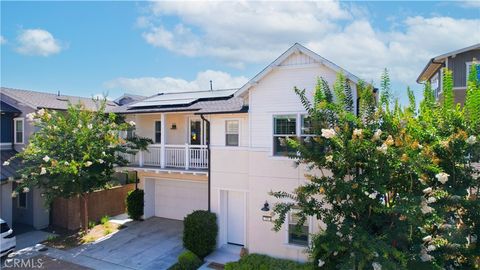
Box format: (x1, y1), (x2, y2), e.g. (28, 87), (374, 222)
(154, 179), (208, 220)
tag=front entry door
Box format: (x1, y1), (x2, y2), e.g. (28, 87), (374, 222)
(190, 120), (202, 145)
(227, 191), (245, 246)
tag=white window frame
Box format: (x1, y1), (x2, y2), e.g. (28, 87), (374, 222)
(225, 119), (240, 147)
(17, 191), (28, 209)
(466, 61), (479, 85)
(285, 209), (313, 248)
(272, 113), (314, 157)
(14, 117), (24, 144)
(154, 120), (162, 144)
(188, 116), (205, 145)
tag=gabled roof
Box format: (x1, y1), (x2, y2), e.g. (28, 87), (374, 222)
(1, 87), (117, 111)
(113, 93), (146, 105)
(417, 43), (480, 83)
(0, 100), (21, 114)
(234, 43), (361, 97)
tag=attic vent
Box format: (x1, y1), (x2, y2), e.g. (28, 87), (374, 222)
(56, 98), (69, 102)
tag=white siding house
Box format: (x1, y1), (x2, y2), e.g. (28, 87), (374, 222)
(115, 43), (362, 262)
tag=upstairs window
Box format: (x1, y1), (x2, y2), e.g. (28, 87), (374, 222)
(273, 115), (296, 156)
(14, 118), (24, 144)
(273, 114), (314, 156)
(225, 120), (239, 146)
(466, 62), (480, 83)
(154, 121), (161, 143)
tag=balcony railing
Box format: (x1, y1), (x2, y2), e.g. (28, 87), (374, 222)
(119, 144), (208, 170)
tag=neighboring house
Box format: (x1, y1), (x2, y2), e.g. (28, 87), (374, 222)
(114, 93), (146, 106)
(0, 87), (117, 229)
(417, 43), (480, 105)
(114, 43), (363, 261)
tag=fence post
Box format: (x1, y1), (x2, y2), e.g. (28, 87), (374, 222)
(139, 150), (144, 167)
(185, 144), (190, 170)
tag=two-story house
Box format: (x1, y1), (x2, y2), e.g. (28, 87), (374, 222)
(0, 88), (117, 230)
(114, 43), (363, 262)
(417, 43), (480, 105)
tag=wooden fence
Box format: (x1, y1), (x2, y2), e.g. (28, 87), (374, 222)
(51, 184), (135, 230)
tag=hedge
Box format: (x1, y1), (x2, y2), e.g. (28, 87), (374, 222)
(183, 210), (218, 259)
(126, 189), (144, 220)
(224, 254), (312, 270)
(177, 250), (203, 270)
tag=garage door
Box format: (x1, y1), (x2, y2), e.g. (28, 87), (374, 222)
(154, 179), (208, 220)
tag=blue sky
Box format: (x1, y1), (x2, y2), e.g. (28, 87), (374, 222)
(1, 1), (479, 103)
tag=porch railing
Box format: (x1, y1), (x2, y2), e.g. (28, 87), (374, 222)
(119, 144), (208, 170)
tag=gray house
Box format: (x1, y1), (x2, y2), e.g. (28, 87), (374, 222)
(0, 87), (117, 230)
(417, 43), (480, 105)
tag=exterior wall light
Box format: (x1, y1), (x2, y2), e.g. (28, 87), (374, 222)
(261, 201), (270, 212)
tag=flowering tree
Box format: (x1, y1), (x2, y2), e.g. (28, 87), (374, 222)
(4, 101), (151, 230)
(271, 67), (480, 269)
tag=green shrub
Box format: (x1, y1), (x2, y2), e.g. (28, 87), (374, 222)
(224, 254), (312, 270)
(177, 250), (203, 270)
(100, 215), (109, 225)
(183, 210), (218, 259)
(88, 220), (96, 229)
(126, 189), (144, 220)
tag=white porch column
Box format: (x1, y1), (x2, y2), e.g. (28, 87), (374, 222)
(185, 144), (190, 170)
(160, 113), (166, 168)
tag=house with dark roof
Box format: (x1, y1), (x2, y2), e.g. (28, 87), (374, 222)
(114, 43), (366, 262)
(0, 87), (118, 229)
(417, 43), (480, 105)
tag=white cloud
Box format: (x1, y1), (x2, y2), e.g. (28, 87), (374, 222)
(461, 1), (480, 8)
(16, 29), (63, 56)
(104, 70), (249, 96)
(0, 36), (6, 45)
(139, 1), (480, 86)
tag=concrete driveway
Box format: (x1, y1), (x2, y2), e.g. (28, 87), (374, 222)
(71, 217), (184, 270)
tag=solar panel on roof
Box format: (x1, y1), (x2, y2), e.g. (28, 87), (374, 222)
(128, 89), (237, 108)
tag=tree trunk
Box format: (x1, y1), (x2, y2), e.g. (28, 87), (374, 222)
(82, 193), (89, 232)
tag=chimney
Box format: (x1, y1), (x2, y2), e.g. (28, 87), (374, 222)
(57, 91), (60, 96)
(210, 80), (213, 91)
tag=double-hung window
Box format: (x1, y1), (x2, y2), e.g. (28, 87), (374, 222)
(466, 62), (480, 83)
(154, 121), (161, 143)
(288, 210), (309, 246)
(225, 120), (239, 146)
(273, 115), (296, 156)
(14, 118), (24, 144)
(273, 114), (313, 156)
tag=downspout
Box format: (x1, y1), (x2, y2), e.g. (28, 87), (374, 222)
(200, 114), (211, 212)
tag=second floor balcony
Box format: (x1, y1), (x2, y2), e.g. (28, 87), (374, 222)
(120, 144), (208, 171)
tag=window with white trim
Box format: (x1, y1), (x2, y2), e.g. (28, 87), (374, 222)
(273, 115), (296, 156)
(288, 210), (309, 246)
(273, 114), (313, 156)
(14, 118), (24, 144)
(154, 121), (161, 143)
(225, 120), (239, 146)
(466, 62), (480, 83)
